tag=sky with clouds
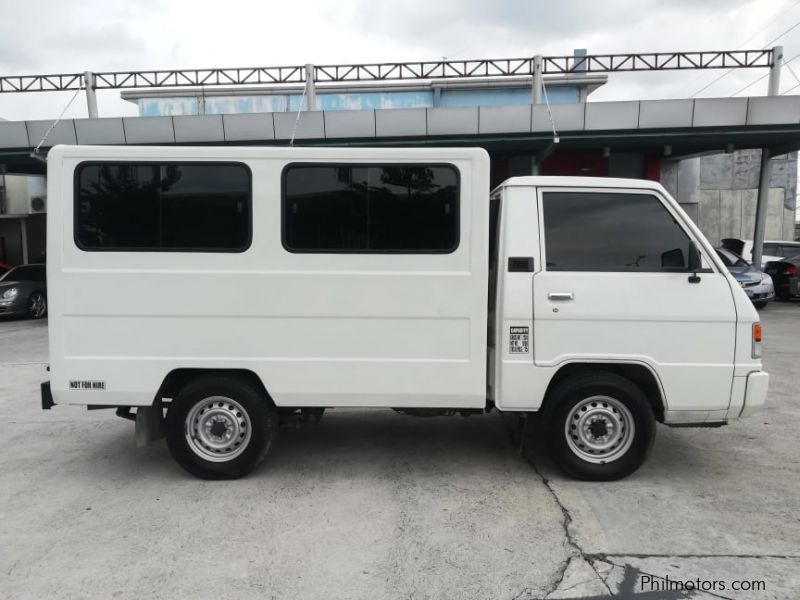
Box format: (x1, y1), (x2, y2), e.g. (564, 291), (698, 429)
(0, 0), (798, 121)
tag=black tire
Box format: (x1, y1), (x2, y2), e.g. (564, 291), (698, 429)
(27, 291), (47, 319)
(752, 300), (768, 309)
(544, 372), (655, 481)
(165, 375), (277, 479)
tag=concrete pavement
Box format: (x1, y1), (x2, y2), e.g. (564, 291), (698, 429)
(1, 304), (798, 599)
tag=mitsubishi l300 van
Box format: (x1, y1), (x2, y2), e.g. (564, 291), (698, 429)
(40, 145), (769, 480)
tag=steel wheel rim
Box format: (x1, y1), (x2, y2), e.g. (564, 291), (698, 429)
(28, 293), (46, 318)
(185, 396), (252, 462)
(565, 395), (635, 464)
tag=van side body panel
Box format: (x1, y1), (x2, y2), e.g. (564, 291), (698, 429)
(47, 145), (489, 409)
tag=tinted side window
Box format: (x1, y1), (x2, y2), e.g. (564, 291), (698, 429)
(543, 192), (693, 272)
(76, 163), (251, 251)
(283, 164), (459, 253)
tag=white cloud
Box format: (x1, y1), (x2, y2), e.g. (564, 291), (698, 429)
(0, 0), (798, 120)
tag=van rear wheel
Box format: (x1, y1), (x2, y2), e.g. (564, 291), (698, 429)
(165, 375), (277, 479)
(545, 372), (655, 481)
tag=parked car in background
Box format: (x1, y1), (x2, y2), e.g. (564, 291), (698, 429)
(722, 238), (800, 268)
(715, 248), (774, 309)
(0, 264), (47, 319)
(765, 255), (800, 300)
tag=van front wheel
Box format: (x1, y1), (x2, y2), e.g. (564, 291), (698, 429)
(545, 373), (655, 481)
(165, 376), (277, 479)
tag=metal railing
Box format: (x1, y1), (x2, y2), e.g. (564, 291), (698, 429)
(0, 49), (775, 93)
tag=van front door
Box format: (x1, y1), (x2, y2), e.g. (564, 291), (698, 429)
(531, 187), (737, 416)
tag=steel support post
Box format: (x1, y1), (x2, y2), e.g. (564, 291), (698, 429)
(752, 45), (783, 268)
(767, 45), (783, 96)
(84, 71), (98, 118)
(20, 218), (28, 264)
(304, 64), (317, 111)
(532, 55), (543, 104)
(752, 149), (773, 269)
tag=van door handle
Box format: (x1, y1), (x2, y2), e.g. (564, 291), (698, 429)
(548, 292), (574, 301)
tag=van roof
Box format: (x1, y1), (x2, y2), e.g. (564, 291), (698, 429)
(46, 144), (490, 163)
(498, 176), (666, 190)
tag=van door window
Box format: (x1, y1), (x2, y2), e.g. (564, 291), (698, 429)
(542, 192), (693, 272)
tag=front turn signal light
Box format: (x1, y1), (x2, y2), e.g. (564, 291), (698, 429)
(752, 322), (763, 358)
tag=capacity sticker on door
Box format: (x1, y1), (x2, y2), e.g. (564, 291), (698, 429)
(509, 326), (529, 354)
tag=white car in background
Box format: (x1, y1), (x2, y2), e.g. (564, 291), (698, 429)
(723, 238), (800, 268)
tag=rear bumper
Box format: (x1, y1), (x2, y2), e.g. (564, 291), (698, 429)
(778, 277), (800, 297)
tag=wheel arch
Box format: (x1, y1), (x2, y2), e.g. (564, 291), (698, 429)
(156, 368), (275, 408)
(540, 361), (666, 423)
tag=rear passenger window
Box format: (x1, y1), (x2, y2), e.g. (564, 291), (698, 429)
(75, 162), (251, 252)
(283, 164), (459, 253)
(542, 192), (693, 272)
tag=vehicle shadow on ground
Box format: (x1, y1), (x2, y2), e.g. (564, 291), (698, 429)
(65, 409), (724, 485)
(517, 414), (742, 483)
(57, 410), (529, 481)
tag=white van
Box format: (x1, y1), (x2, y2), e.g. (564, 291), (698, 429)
(41, 145), (768, 480)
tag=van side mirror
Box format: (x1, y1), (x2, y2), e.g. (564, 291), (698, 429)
(688, 241), (702, 271)
(688, 241), (702, 283)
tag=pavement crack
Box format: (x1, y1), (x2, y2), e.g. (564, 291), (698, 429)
(542, 556), (574, 599)
(529, 462), (615, 599)
(511, 587), (534, 600)
(586, 552), (800, 560)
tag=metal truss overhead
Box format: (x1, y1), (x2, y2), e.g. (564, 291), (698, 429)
(0, 49), (775, 93)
